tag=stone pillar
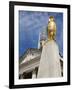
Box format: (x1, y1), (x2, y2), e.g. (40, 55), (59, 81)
(20, 74), (23, 79)
(37, 40), (61, 78)
(32, 69), (36, 79)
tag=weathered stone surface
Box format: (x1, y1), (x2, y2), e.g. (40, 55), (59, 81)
(37, 40), (61, 78)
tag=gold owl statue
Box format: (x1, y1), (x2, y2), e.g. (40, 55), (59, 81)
(41, 16), (56, 47)
(48, 16), (56, 41)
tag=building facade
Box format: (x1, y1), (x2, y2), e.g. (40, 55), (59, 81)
(19, 48), (63, 79)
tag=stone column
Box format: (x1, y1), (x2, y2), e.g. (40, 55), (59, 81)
(37, 40), (61, 78)
(32, 69), (36, 79)
(20, 74), (23, 79)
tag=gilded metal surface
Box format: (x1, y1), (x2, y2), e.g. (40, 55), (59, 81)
(48, 16), (56, 41)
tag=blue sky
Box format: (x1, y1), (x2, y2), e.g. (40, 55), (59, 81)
(19, 11), (63, 57)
